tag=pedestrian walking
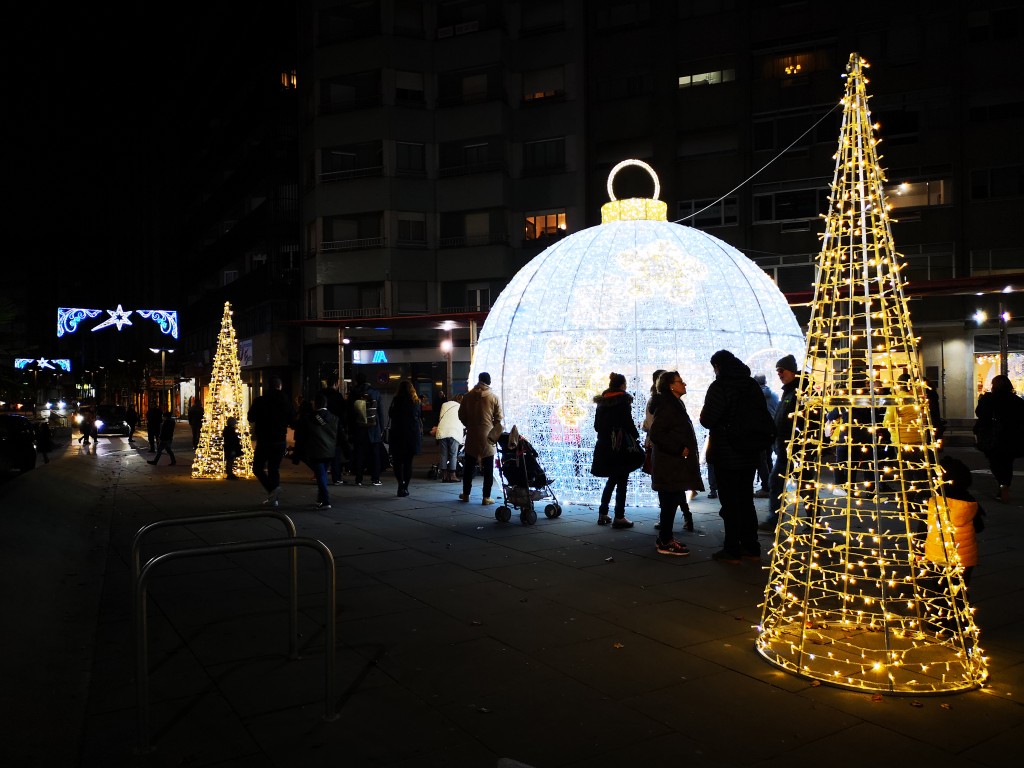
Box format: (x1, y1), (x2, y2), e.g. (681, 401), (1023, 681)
(248, 377), (295, 507)
(348, 372), (384, 486)
(147, 412), (177, 466)
(649, 370), (704, 555)
(125, 404), (139, 445)
(973, 374), (1024, 502)
(36, 421), (54, 464)
(295, 393), (337, 509)
(146, 402), (162, 452)
(759, 355), (801, 531)
(458, 372), (503, 505)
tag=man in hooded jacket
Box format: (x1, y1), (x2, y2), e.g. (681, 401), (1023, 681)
(700, 350), (774, 562)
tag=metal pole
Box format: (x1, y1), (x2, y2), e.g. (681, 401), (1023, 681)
(160, 351), (166, 412)
(999, 301), (1009, 378)
(446, 331), (453, 400)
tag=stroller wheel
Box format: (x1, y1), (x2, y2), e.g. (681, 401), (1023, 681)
(544, 504), (558, 519)
(495, 506), (512, 523)
(553, 504), (562, 517)
(520, 507), (538, 526)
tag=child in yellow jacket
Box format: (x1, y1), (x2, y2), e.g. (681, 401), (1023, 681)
(925, 455), (985, 586)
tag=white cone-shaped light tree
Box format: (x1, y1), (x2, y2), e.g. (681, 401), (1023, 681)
(755, 54), (987, 693)
(192, 302), (254, 479)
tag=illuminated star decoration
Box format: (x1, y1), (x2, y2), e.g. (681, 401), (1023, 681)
(14, 358), (72, 371)
(620, 239), (709, 303)
(56, 306), (179, 339)
(91, 304), (134, 332)
(36, 358), (56, 370)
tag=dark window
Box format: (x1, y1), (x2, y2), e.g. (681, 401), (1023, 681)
(318, 2), (381, 45)
(971, 166), (1024, 200)
(321, 71), (381, 112)
(321, 141), (382, 180)
(523, 138), (565, 172)
(395, 142), (425, 175)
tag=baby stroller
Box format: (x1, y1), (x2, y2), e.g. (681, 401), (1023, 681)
(494, 427), (561, 526)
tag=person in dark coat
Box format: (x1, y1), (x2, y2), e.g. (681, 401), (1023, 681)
(388, 379), (423, 497)
(36, 421), (54, 464)
(187, 398), (205, 449)
(222, 416), (243, 479)
(319, 375), (351, 485)
(759, 354), (802, 531)
(125, 404), (139, 444)
(248, 377), (295, 507)
(349, 372), (384, 487)
(147, 411), (177, 466)
(649, 370), (704, 555)
(590, 372), (642, 528)
(974, 374), (1024, 503)
(296, 394), (338, 509)
(146, 403), (162, 452)
(700, 350), (772, 562)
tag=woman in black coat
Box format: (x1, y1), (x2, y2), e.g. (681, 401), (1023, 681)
(974, 374), (1024, 502)
(389, 380), (423, 497)
(649, 370), (704, 555)
(591, 372), (642, 528)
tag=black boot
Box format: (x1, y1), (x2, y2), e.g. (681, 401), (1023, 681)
(684, 512), (694, 532)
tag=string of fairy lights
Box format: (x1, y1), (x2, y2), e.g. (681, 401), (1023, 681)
(755, 54), (987, 693)
(191, 302), (254, 479)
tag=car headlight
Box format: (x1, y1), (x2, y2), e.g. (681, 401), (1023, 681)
(75, 414), (83, 424)
(95, 420), (104, 430)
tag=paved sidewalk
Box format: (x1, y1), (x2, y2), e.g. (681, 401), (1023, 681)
(4, 436), (1023, 767)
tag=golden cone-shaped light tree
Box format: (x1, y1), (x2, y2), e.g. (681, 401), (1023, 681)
(192, 302), (254, 479)
(755, 54), (987, 693)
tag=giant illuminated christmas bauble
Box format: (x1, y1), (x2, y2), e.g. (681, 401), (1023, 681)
(470, 160), (804, 507)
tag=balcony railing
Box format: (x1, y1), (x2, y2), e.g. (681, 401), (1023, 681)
(319, 166), (384, 183)
(437, 160), (505, 178)
(319, 307), (388, 321)
(321, 237), (386, 252)
(438, 233), (508, 248)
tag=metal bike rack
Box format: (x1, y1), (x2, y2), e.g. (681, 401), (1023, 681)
(134, 536), (338, 754)
(131, 510), (300, 658)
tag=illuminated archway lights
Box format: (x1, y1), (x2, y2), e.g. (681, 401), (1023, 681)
(755, 54), (986, 694)
(470, 161), (804, 508)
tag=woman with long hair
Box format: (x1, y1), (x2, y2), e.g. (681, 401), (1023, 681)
(590, 372), (642, 528)
(389, 380), (423, 496)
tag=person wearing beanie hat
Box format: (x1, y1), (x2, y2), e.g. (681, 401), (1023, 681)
(757, 353), (803, 532)
(776, 354), (798, 375)
(458, 372), (503, 505)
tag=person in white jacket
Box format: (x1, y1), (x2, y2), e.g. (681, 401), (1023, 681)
(434, 394), (464, 482)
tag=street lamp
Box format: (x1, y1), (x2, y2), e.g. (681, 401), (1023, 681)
(440, 336), (453, 400)
(149, 348), (175, 412)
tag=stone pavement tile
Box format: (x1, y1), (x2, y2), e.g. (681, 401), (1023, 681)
(798, 682), (1022, 753)
(86, 689), (264, 766)
(559, 732), (720, 768)
(530, 569), (676, 616)
(334, 545), (446, 574)
(208, 648), (374, 719)
(488, 530), (583, 553)
(469, 598), (623, 653)
(962, 720), (1024, 767)
(382, 741), (502, 768)
(754, 721), (991, 768)
(370, 560), (495, 597)
(979, 650), (1024, 699)
(624, 670), (859, 761)
(334, 581), (430, 622)
(342, 515), (457, 542)
(245, 672), (480, 767)
(541, 632), (723, 699)
(685, 632), (813, 691)
(597, 599), (759, 650)
(479, 557), (603, 593)
(404, 536), (542, 570)
(650, 571), (769, 614)
(402, 577), (542, 622)
(436, 679), (673, 768)
(338, 605), (482, 654)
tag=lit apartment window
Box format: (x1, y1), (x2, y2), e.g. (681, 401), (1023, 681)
(970, 166), (1024, 200)
(524, 210), (566, 240)
(677, 197), (738, 227)
(884, 179), (952, 208)
(678, 69), (734, 88)
(280, 70), (297, 89)
(523, 67), (565, 102)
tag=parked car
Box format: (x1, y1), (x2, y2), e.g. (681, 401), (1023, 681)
(95, 405), (131, 437)
(0, 413), (37, 472)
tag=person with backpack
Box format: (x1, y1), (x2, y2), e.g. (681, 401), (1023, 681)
(348, 371), (384, 486)
(700, 349), (776, 563)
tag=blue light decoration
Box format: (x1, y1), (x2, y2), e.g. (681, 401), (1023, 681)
(15, 358), (72, 371)
(469, 160), (805, 507)
(57, 306), (179, 339)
